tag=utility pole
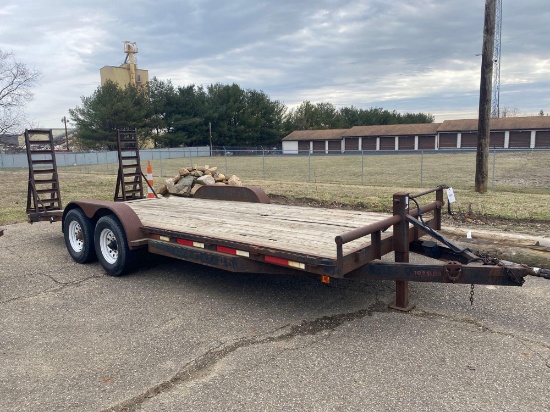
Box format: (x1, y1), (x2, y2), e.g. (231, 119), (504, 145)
(475, 0), (496, 193)
(61, 116), (70, 151)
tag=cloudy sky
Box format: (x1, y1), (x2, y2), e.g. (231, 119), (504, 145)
(1, 0), (549, 128)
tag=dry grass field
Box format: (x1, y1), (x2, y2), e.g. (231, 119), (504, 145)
(1, 151), (549, 226)
(53, 150), (550, 191)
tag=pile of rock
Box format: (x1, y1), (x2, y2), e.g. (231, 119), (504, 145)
(157, 165), (242, 197)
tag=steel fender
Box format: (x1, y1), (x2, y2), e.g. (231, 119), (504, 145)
(63, 199), (145, 247)
(194, 185), (270, 203)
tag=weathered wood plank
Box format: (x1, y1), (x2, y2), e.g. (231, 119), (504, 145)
(127, 197), (393, 258)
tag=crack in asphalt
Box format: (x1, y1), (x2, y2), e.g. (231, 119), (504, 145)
(410, 308), (550, 350)
(410, 308), (550, 369)
(102, 299), (389, 412)
(0, 272), (103, 304)
(240, 333), (328, 378)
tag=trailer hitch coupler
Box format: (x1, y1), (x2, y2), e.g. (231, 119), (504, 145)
(445, 261), (462, 282)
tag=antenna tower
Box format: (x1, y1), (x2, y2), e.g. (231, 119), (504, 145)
(491, 0), (502, 118)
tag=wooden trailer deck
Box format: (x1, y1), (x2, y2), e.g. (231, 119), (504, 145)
(126, 196), (393, 259)
(60, 187), (535, 310)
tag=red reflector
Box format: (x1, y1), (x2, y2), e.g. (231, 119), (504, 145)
(177, 239), (193, 246)
(217, 246), (237, 255)
(265, 256), (288, 266)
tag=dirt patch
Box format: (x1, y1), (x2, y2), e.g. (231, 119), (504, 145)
(443, 210), (550, 236)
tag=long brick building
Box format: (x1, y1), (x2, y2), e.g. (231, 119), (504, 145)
(281, 116), (550, 154)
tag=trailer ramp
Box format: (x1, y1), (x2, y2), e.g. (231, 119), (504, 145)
(114, 129), (145, 201)
(24, 129), (63, 223)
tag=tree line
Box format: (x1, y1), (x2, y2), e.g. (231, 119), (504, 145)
(68, 78), (434, 150)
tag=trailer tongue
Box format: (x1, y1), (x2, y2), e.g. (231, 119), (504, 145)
(61, 186), (537, 311)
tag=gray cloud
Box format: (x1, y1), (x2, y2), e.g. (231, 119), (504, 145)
(1, 0), (549, 127)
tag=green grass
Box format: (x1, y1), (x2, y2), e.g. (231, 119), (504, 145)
(1, 151), (549, 226)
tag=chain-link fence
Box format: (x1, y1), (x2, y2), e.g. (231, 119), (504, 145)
(1, 147), (549, 192)
(210, 149), (550, 192)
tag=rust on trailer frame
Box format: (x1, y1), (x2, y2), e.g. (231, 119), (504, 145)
(334, 198), (442, 274)
(28, 210), (63, 223)
(410, 185), (446, 200)
(59, 186), (538, 313)
(334, 187), (446, 310)
(142, 218), (437, 279)
(137, 190), (444, 283)
(63, 199), (147, 247)
(391, 193), (414, 311)
(344, 260), (531, 286)
(148, 240), (309, 277)
(141, 226), (336, 276)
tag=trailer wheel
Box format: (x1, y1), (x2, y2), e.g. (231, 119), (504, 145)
(94, 215), (135, 276)
(64, 208), (96, 263)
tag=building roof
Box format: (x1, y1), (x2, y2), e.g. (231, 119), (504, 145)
(282, 129), (348, 141)
(343, 123), (441, 137)
(438, 116), (550, 132)
(282, 116), (550, 142)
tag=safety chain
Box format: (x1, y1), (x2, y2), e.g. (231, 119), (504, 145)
(469, 284), (475, 305)
(473, 252), (500, 265)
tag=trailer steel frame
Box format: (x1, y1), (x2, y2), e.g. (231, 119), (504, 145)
(62, 186), (535, 311)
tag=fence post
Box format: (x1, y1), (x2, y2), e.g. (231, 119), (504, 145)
(361, 150), (364, 185)
(262, 148), (265, 180)
(159, 150), (163, 177)
(181, 149), (186, 169)
(308, 150), (311, 183)
(224, 148), (228, 175)
(491, 147), (496, 191)
(420, 150), (424, 186)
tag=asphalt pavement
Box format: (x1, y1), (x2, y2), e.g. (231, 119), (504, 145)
(0, 222), (548, 411)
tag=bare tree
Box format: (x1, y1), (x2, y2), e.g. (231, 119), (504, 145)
(501, 106), (521, 117)
(0, 50), (41, 135)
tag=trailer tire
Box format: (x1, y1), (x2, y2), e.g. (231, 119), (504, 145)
(64, 208), (96, 263)
(94, 215), (135, 276)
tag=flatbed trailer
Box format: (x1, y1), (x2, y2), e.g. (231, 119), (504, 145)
(61, 186), (539, 311)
